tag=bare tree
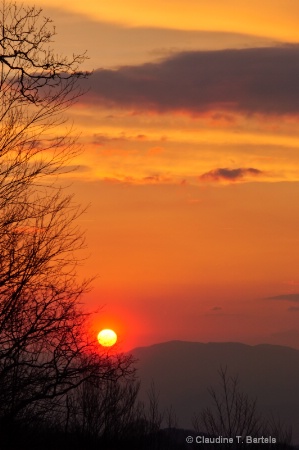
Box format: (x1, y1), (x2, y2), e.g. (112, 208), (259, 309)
(0, 0), (134, 431)
(193, 367), (263, 440)
(193, 367), (293, 449)
(66, 377), (140, 445)
(265, 415), (293, 449)
(0, 0), (87, 205)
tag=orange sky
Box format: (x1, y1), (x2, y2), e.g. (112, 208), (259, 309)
(27, 0), (299, 42)
(20, 1), (299, 351)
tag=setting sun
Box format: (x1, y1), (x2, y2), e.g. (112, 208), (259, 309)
(97, 329), (117, 347)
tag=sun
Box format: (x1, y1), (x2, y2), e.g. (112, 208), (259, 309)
(97, 329), (117, 347)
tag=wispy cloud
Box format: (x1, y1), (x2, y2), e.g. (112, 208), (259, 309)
(65, 164), (91, 173)
(92, 132), (148, 146)
(266, 293), (299, 302)
(102, 174), (173, 185)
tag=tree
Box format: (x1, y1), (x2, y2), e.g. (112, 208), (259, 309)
(193, 367), (293, 449)
(0, 0), (134, 433)
(193, 367), (262, 442)
(66, 377), (141, 447)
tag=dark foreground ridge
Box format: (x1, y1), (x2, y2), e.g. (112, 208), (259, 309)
(0, 340), (298, 449)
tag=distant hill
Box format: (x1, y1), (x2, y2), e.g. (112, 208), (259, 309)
(131, 341), (299, 442)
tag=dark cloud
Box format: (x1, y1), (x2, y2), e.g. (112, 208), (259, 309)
(200, 167), (263, 182)
(288, 307), (299, 312)
(266, 293), (299, 302)
(84, 46), (299, 115)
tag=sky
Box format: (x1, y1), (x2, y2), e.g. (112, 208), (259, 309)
(19, 0), (299, 351)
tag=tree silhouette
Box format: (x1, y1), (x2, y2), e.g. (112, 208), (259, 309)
(193, 367), (263, 440)
(193, 367), (293, 449)
(0, 1), (134, 435)
(65, 377), (141, 446)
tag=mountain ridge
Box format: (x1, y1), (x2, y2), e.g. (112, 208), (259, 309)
(131, 339), (299, 353)
(130, 340), (299, 442)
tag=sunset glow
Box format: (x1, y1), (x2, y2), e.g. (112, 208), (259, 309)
(31, 0), (299, 42)
(18, 0), (299, 353)
(3, 2), (299, 448)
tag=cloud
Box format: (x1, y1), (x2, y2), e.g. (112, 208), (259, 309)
(84, 46), (299, 115)
(266, 293), (299, 302)
(92, 132), (148, 146)
(199, 167), (263, 182)
(65, 164), (91, 173)
(45, 7), (276, 71)
(102, 174), (173, 185)
(288, 307), (299, 312)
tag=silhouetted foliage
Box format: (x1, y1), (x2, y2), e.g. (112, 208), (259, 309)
(0, 2), (134, 445)
(65, 377), (141, 444)
(193, 367), (293, 449)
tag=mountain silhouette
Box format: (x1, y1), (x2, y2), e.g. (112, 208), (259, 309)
(131, 341), (299, 442)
